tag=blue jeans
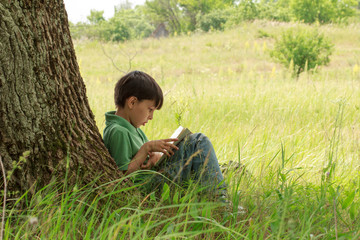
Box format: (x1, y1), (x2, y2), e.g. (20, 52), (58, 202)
(143, 133), (226, 196)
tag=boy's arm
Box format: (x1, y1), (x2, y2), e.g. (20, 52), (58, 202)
(125, 144), (149, 175)
(126, 139), (179, 174)
(140, 152), (161, 170)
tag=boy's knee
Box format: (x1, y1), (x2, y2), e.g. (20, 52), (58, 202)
(190, 133), (209, 143)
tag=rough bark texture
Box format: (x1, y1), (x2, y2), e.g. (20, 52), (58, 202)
(0, 0), (121, 199)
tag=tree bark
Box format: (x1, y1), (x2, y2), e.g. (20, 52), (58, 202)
(0, 0), (121, 199)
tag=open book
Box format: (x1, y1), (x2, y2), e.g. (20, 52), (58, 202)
(155, 126), (192, 166)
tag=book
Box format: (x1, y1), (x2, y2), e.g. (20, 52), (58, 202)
(155, 126), (192, 166)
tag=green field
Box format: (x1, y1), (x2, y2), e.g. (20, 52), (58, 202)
(79, 21), (360, 180)
(6, 21), (360, 239)
(75, 21), (360, 238)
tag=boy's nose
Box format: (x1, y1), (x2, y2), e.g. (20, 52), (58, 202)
(149, 112), (153, 120)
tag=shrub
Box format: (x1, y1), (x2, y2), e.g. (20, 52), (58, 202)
(270, 27), (334, 76)
(112, 9), (155, 39)
(334, 0), (359, 22)
(257, 1), (292, 22)
(87, 10), (105, 25)
(257, 29), (272, 38)
(196, 8), (231, 32)
(225, 1), (258, 26)
(290, 0), (358, 24)
(238, 0), (259, 20)
(69, 8), (155, 42)
(97, 9), (155, 42)
(99, 18), (131, 42)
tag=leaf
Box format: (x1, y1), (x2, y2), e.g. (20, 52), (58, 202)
(150, 192), (156, 201)
(23, 150), (31, 157)
(275, 189), (283, 200)
(161, 183), (170, 202)
(190, 205), (199, 219)
(191, 222), (203, 231)
(342, 190), (356, 210)
(328, 185), (336, 198)
(349, 203), (357, 221)
(279, 172), (286, 182)
(173, 191), (179, 204)
(202, 206), (211, 218)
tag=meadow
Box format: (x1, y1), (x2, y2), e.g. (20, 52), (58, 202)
(81, 20), (360, 182)
(4, 21), (360, 239)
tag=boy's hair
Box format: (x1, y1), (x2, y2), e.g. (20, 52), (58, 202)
(114, 71), (163, 109)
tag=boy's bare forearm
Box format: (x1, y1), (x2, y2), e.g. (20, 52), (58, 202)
(125, 143), (149, 175)
(125, 140), (178, 175)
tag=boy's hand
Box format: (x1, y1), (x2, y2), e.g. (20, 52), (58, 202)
(145, 138), (179, 157)
(140, 152), (161, 169)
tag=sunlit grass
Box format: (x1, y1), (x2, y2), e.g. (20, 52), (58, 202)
(4, 21), (360, 239)
(80, 21), (360, 182)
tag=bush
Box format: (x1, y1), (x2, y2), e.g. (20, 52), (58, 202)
(270, 27), (334, 76)
(238, 0), (258, 21)
(70, 8), (155, 42)
(111, 9), (155, 39)
(196, 8), (231, 32)
(99, 18), (131, 42)
(225, 1), (258, 26)
(97, 9), (155, 42)
(290, 0), (358, 23)
(257, 1), (292, 22)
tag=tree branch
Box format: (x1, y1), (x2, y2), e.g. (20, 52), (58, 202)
(100, 43), (138, 74)
(100, 43), (126, 74)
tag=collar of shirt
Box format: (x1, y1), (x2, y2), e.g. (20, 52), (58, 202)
(105, 111), (138, 136)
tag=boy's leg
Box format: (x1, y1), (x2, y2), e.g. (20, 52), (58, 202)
(151, 133), (226, 196)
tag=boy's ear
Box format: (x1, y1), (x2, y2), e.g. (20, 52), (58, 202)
(127, 96), (138, 109)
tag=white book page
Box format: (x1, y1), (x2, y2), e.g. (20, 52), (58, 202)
(170, 126), (184, 141)
(158, 126), (184, 158)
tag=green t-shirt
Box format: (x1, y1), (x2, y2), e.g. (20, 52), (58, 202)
(103, 111), (148, 170)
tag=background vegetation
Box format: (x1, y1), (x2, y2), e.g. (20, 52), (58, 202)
(69, 0), (360, 41)
(3, 0), (360, 239)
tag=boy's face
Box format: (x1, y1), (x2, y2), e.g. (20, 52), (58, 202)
(129, 98), (156, 128)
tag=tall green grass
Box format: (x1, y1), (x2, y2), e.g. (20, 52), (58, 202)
(81, 21), (360, 181)
(3, 21), (360, 238)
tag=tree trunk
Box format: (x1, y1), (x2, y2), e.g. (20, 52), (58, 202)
(0, 0), (121, 200)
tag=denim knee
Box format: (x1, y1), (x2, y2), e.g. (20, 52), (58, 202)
(189, 133), (208, 144)
(188, 133), (218, 165)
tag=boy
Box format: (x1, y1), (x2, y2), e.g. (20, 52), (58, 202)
(103, 71), (226, 196)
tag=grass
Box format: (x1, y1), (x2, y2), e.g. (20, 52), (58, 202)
(81, 20), (360, 181)
(2, 20), (360, 238)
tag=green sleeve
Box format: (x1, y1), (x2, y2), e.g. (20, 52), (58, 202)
(108, 129), (132, 170)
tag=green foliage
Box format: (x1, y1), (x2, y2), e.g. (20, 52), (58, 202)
(237, 0), (258, 21)
(290, 0), (358, 23)
(179, 0), (235, 31)
(256, 0), (292, 22)
(112, 8), (154, 39)
(9, 21), (360, 238)
(144, 0), (183, 34)
(335, 0), (359, 21)
(98, 7), (155, 42)
(99, 17), (131, 42)
(87, 9), (105, 25)
(69, 22), (95, 40)
(270, 27), (334, 76)
(196, 8), (231, 32)
(69, 0), (360, 42)
(7, 151), (29, 181)
(70, 7), (154, 42)
(212, 1), (259, 28)
(257, 29), (272, 38)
